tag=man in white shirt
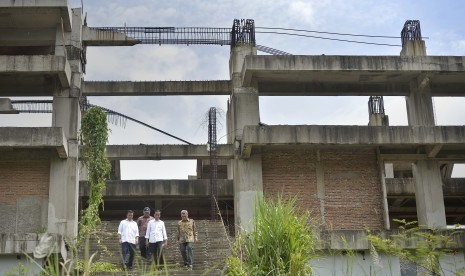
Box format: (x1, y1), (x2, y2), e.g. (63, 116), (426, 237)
(118, 210), (139, 269)
(145, 209), (168, 267)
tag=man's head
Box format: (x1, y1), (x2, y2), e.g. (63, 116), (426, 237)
(126, 210), (134, 221)
(154, 210), (161, 220)
(143, 207), (150, 217)
(180, 209), (188, 221)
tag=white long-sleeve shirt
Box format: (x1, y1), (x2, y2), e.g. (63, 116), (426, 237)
(145, 219), (167, 243)
(118, 219), (139, 244)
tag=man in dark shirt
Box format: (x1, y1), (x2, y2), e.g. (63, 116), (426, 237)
(136, 207), (154, 259)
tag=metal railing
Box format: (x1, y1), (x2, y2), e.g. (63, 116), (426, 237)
(94, 26), (231, 46)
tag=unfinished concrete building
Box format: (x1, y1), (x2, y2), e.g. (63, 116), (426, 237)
(1, 1), (465, 275)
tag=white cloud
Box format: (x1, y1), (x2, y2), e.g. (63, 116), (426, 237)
(288, 2), (317, 25)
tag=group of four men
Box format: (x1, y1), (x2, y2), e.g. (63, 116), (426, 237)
(117, 208), (198, 270)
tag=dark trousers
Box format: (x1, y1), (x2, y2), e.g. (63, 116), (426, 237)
(147, 241), (165, 265)
(121, 242), (136, 268)
(139, 236), (148, 258)
(179, 242), (193, 266)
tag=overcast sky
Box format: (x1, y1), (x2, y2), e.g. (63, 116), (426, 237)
(2, 0), (465, 179)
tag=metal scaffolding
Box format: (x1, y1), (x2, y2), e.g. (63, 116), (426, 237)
(208, 107), (218, 220)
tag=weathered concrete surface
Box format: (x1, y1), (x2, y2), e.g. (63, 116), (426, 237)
(0, 28), (56, 47)
(229, 56), (263, 232)
(386, 178), (465, 196)
(82, 26), (140, 46)
(413, 160), (447, 228)
(241, 125), (465, 158)
(0, 98), (19, 114)
(47, 8), (83, 239)
(0, 1), (71, 31)
(0, 56), (71, 96)
(317, 229), (465, 250)
(401, 40), (427, 56)
(16, 197), (48, 234)
(0, 127), (68, 158)
(241, 55), (465, 96)
(79, 179), (233, 197)
(104, 144), (234, 160)
(0, 233), (61, 254)
(82, 80), (231, 96)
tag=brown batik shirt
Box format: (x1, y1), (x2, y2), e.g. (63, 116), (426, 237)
(136, 215), (154, 237)
(177, 219), (198, 243)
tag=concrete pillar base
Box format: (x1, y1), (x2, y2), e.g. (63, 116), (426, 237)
(413, 160), (447, 229)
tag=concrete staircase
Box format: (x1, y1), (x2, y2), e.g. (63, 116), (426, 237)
(81, 220), (232, 275)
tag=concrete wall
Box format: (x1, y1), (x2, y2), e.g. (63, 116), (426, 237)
(262, 148), (384, 230)
(0, 256), (43, 276)
(310, 251), (465, 276)
(310, 253), (401, 276)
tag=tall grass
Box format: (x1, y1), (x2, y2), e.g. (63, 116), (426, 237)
(227, 195), (318, 275)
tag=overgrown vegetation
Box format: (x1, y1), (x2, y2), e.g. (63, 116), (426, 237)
(78, 107), (111, 247)
(226, 195), (318, 275)
(367, 219), (462, 275)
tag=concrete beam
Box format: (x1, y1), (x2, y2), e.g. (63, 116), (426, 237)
(257, 81), (411, 96)
(82, 80), (231, 96)
(0, 98), (19, 114)
(318, 229), (465, 250)
(389, 206), (465, 213)
(242, 55), (465, 96)
(0, 76), (56, 96)
(0, 28), (56, 47)
(104, 144), (234, 160)
(386, 178), (465, 197)
(0, 55), (71, 88)
(82, 26), (140, 46)
(0, 127), (68, 158)
(241, 125), (465, 158)
(80, 179), (233, 197)
(0, 2), (72, 31)
(427, 144), (443, 158)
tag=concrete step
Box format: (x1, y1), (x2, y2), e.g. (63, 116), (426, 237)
(80, 219), (232, 275)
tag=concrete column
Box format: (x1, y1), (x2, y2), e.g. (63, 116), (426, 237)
(233, 156), (263, 231)
(229, 45), (261, 232)
(402, 39), (433, 127)
(378, 155), (391, 230)
(402, 39), (446, 228)
(400, 40), (426, 57)
(48, 9), (83, 239)
(315, 150), (325, 221)
(368, 114), (389, 126)
(406, 79), (435, 126)
(154, 198), (162, 211)
(412, 160), (447, 229)
(230, 87), (262, 232)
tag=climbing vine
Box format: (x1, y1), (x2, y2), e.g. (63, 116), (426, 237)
(78, 107), (111, 247)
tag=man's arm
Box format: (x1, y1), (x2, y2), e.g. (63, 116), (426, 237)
(162, 222), (168, 247)
(192, 220), (198, 242)
(176, 222), (180, 243)
(118, 221), (123, 244)
(132, 222), (139, 245)
(145, 221), (151, 247)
